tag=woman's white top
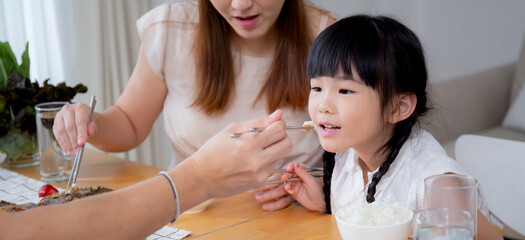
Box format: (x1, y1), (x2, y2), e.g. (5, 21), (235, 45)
(330, 128), (489, 216)
(136, 2), (333, 167)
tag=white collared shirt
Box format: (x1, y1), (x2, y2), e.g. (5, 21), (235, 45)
(330, 128), (489, 216)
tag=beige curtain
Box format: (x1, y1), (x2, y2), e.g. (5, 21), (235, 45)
(66, 0), (172, 169)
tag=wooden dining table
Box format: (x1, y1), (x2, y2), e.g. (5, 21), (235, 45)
(5, 149), (343, 239)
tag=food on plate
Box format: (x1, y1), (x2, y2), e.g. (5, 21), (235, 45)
(0, 201), (37, 212)
(38, 184), (59, 197)
(303, 121), (314, 132)
(0, 186), (112, 212)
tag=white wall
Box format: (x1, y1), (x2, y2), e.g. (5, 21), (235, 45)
(310, 0), (525, 83)
(150, 0), (525, 83)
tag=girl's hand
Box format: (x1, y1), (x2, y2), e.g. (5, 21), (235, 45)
(53, 103), (97, 156)
(249, 174), (294, 211)
(283, 162), (326, 212)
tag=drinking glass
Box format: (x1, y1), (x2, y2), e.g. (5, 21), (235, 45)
(414, 208), (473, 240)
(424, 174), (478, 239)
(36, 101), (73, 183)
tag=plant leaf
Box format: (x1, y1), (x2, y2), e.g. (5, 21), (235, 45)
(18, 42), (30, 79)
(0, 59), (7, 87)
(0, 42), (18, 78)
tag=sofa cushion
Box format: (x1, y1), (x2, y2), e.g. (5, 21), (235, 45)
(443, 126), (525, 158)
(510, 36), (525, 104)
(503, 78), (525, 131)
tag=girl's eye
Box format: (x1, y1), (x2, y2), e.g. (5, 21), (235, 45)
(311, 87), (322, 92)
(339, 89), (354, 94)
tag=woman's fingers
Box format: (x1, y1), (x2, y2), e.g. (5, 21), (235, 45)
(53, 115), (73, 155)
(254, 184), (287, 203)
(53, 103), (93, 156)
(193, 110), (292, 198)
(61, 106), (79, 153)
(74, 105), (91, 145)
(262, 195), (294, 211)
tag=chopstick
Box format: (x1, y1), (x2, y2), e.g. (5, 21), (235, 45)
(65, 96), (96, 193)
(266, 173), (324, 185)
(271, 167), (323, 173)
(230, 125), (314, 138)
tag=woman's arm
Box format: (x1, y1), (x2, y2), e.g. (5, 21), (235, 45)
(54, 46), (167, 154)
(1, 110), (291, 240)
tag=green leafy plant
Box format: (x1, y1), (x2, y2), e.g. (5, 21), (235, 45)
(0, 42), (87, 162)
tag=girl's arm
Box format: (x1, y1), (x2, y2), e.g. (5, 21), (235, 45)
(478, 210), (504, 240)
(1, 111), (292, 240)
(282, 162), (326, 212)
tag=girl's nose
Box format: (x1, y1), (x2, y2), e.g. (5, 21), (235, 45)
(231, 0), (253, 12)
(318, 95), (335, 114)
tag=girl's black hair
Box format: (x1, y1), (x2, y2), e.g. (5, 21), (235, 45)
(307, 15), (429, 212)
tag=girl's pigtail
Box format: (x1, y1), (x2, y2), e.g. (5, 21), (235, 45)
(366, 117), (416, 203)
(322, 151), (336, 213)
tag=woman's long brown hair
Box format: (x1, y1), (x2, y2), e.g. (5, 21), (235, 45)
(192, 0), (312, 116)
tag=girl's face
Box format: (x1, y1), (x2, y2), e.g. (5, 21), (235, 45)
(210, 0), (285, 41)
(308, 70), (386, 154)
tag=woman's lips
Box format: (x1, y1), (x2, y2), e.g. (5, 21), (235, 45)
(235, 15), (259, 28)
(318, 123), (341, 137)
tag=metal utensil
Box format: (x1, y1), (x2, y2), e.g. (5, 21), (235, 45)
(65, 96), (96, 192)
(230, 125), (314, 138)
(266, 173), (324, 185)
(271, 167), (323, 173)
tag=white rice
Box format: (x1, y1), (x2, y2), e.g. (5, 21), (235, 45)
(336, 201), (412, 226)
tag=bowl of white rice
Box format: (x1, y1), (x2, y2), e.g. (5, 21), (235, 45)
(335, 201), (413, 240)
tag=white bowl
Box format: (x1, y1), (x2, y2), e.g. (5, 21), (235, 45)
(335, 204), (413, 240)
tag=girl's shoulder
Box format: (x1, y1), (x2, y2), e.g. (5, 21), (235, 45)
(404, 130), (467, 178)
(304, 4), (338, 35)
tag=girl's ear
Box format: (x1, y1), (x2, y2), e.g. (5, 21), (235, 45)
(389, 93), (417, 123)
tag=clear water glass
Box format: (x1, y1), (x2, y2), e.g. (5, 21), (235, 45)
(415, 208), (473, 240)
(424, 174), (478, 239)
(36, 101), (73, 183)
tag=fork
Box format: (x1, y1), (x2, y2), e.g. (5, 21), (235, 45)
(230, 125), (314, 138)
(65, 96), (96, 193)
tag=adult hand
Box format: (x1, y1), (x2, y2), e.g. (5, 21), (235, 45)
(188, 110), (293, 199)
(282, 162), (326, 212)
(249, 176), (294, 211)
(53, 103), (96, 156)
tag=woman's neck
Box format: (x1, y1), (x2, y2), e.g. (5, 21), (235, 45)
(232, 30), (278, 58)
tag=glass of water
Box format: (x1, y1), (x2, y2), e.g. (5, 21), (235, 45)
(36, 101), (73, 183)
(415, 208), (473, 240)
(424, 174), (478, 239)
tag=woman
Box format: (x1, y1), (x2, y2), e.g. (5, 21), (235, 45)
(54, 0), (336, 211)
(1, 111), (292, 239)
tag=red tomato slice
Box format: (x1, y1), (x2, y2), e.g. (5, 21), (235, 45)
(38, 184), (59, 197)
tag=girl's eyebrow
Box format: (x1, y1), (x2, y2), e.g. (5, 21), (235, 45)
(334, 75), (363, 84)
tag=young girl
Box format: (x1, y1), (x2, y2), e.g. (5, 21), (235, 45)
(282, 15), (502, 239)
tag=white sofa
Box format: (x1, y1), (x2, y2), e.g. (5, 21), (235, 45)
(423, 37), (525, 158)
(422, 37), (525, 239)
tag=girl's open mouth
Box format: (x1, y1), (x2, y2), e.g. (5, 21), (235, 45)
(319, 123), (341, 137)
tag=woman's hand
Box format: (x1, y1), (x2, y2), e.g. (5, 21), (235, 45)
(53, 103), (96, 156)
(283, 162), (326, 212)
(249, 175), (294, 211)
(184, 110), (293, 200)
